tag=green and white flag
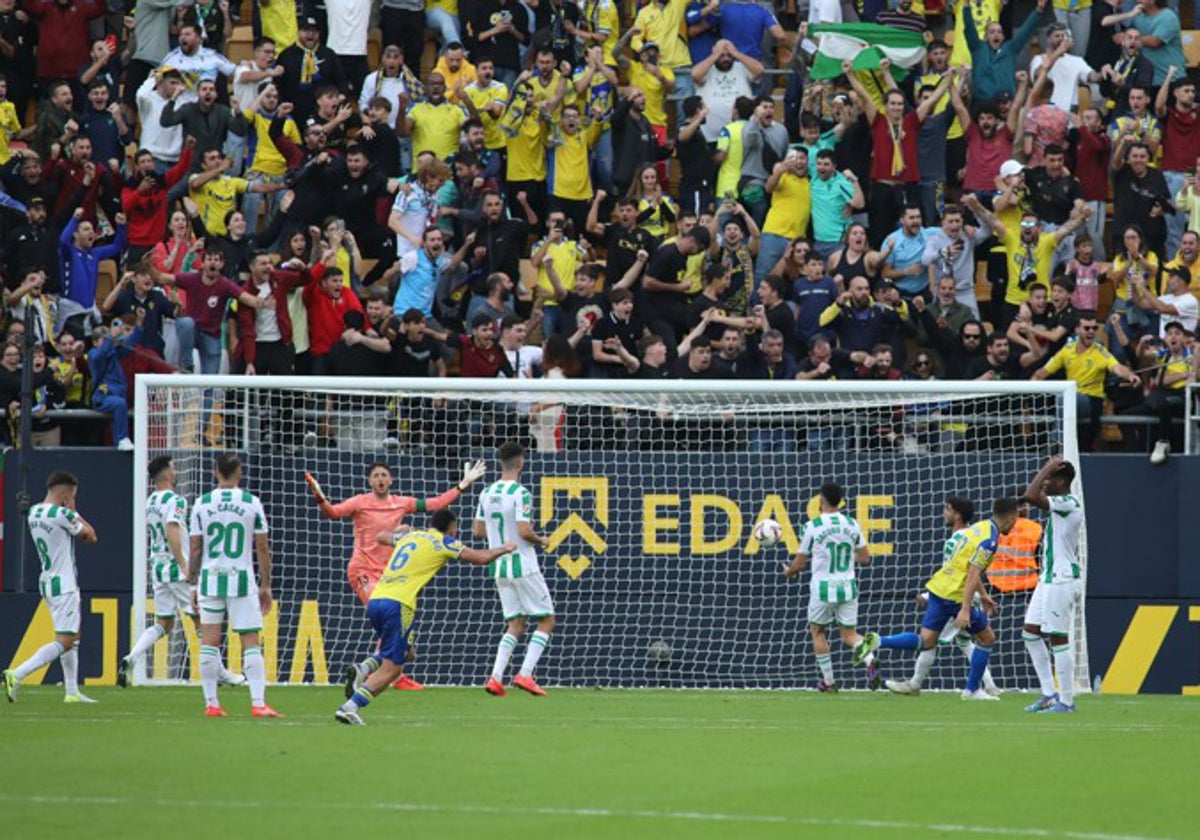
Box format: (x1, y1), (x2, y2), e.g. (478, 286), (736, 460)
(809, 23), (927, 80)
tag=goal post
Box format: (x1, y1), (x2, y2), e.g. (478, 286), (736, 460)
(132, 375), (1089, 691)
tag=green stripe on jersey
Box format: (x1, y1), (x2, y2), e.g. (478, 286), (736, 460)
(506, 483), (519, 495)
(511, 553), (522, 578)
(1043, 514), (1055, 582)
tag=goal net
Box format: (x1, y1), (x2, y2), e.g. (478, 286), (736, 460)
(132, 376), (1089, 692)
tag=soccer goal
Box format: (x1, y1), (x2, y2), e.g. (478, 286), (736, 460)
(132, 376), (1089, 692)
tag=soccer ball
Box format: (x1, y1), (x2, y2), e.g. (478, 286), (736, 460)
(753, 519), (783, 547)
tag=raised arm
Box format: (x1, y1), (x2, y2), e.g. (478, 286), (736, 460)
(1024, 455), (1065, 510)
(916, 70), (954, 123)
(842, 61), (878, 124)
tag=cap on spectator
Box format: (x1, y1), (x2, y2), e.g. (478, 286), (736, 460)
(1163, 320), (1189, 335)
(300, 16), (320, 30)
(994, 91), (1013, 105)
(640, 41), (660, 53)
(999, 159), (1024, 178)
(879, 278), (896, 288)
(28, 196), (46, 207)
(1167, 264), (1192, 284)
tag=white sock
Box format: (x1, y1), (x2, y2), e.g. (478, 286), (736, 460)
(911, 648), (936, 688)
(61, 647), (79, 695)
(1053, 643), (1075, 705)
(200, 645), (220, 706)
(518, 631), (550, 678)
(981, 666), (998, 691)
(491, 633), (518, 681)
(13, 641), (64, 679)
(127, 624), (167, 664)
(815, 653), (835, 683)
(244, 646), (266, 706)
(1024, 632), (1056, 696)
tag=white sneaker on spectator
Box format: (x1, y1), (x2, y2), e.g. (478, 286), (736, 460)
(1150, 441), (1169, 465)
(117, 438), (135, 451)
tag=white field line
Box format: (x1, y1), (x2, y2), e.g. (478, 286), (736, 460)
(0, 793), (1181, 840)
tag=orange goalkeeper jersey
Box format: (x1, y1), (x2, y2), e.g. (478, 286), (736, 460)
(326, 489), (461, 573)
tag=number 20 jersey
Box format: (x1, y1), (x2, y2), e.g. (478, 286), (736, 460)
(189, 488), (269, 598)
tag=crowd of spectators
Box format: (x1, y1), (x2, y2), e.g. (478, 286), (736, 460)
(0, 0), (1197, 459)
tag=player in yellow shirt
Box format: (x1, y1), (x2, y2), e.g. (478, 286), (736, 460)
(334, 508), (514, 725)
(859, 497), (1020, 700)
(1034, 315), (1141, 452)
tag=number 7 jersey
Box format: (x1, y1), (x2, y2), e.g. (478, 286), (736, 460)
(475, 480), (540, 580)
(189, 488), (269, 598)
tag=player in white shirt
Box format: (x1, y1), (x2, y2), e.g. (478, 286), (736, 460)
(885, 497), (1000, 696)
(474, 442), (555, 697)
(4, 472), (98, 703)
(188, 454), (281, 718)
(117, 457), (245, 689)
(783, 482), (879, 692)
(1022, 456), (1085, 714)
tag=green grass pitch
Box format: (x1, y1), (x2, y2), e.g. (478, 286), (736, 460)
(1, 687), (1196, 840)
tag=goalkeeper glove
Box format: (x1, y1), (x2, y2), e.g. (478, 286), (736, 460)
(459, 459), (487, 491)
(304, 472), (328, 504)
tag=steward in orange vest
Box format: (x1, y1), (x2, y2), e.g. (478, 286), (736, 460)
(987, 515), (1042, 593)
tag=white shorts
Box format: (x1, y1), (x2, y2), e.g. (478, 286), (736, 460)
(938, 619), (966, 644)
(1024, 580), (1080, 636)
(497, 574), (555, 620)
(153, 580), (195, 618)
(198, 592), (263, 633)
(47, 591), (81, 635)
(807, 596), (858, 628)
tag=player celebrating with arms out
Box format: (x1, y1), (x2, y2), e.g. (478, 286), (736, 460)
(306, 459), (487, 690)
(1021, 456), (1084, 714)
(335, 509), (515, 725)
(860, 497), (1021, 700)
(189, 454), (280, 719)
(782, 481), (881, 692)
(118, 456), (245, 689)
(5, 472), (99, 703)
(475, 442), (556, 697)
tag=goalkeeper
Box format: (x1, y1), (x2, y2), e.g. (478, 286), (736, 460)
(305, 459), (488, 690)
